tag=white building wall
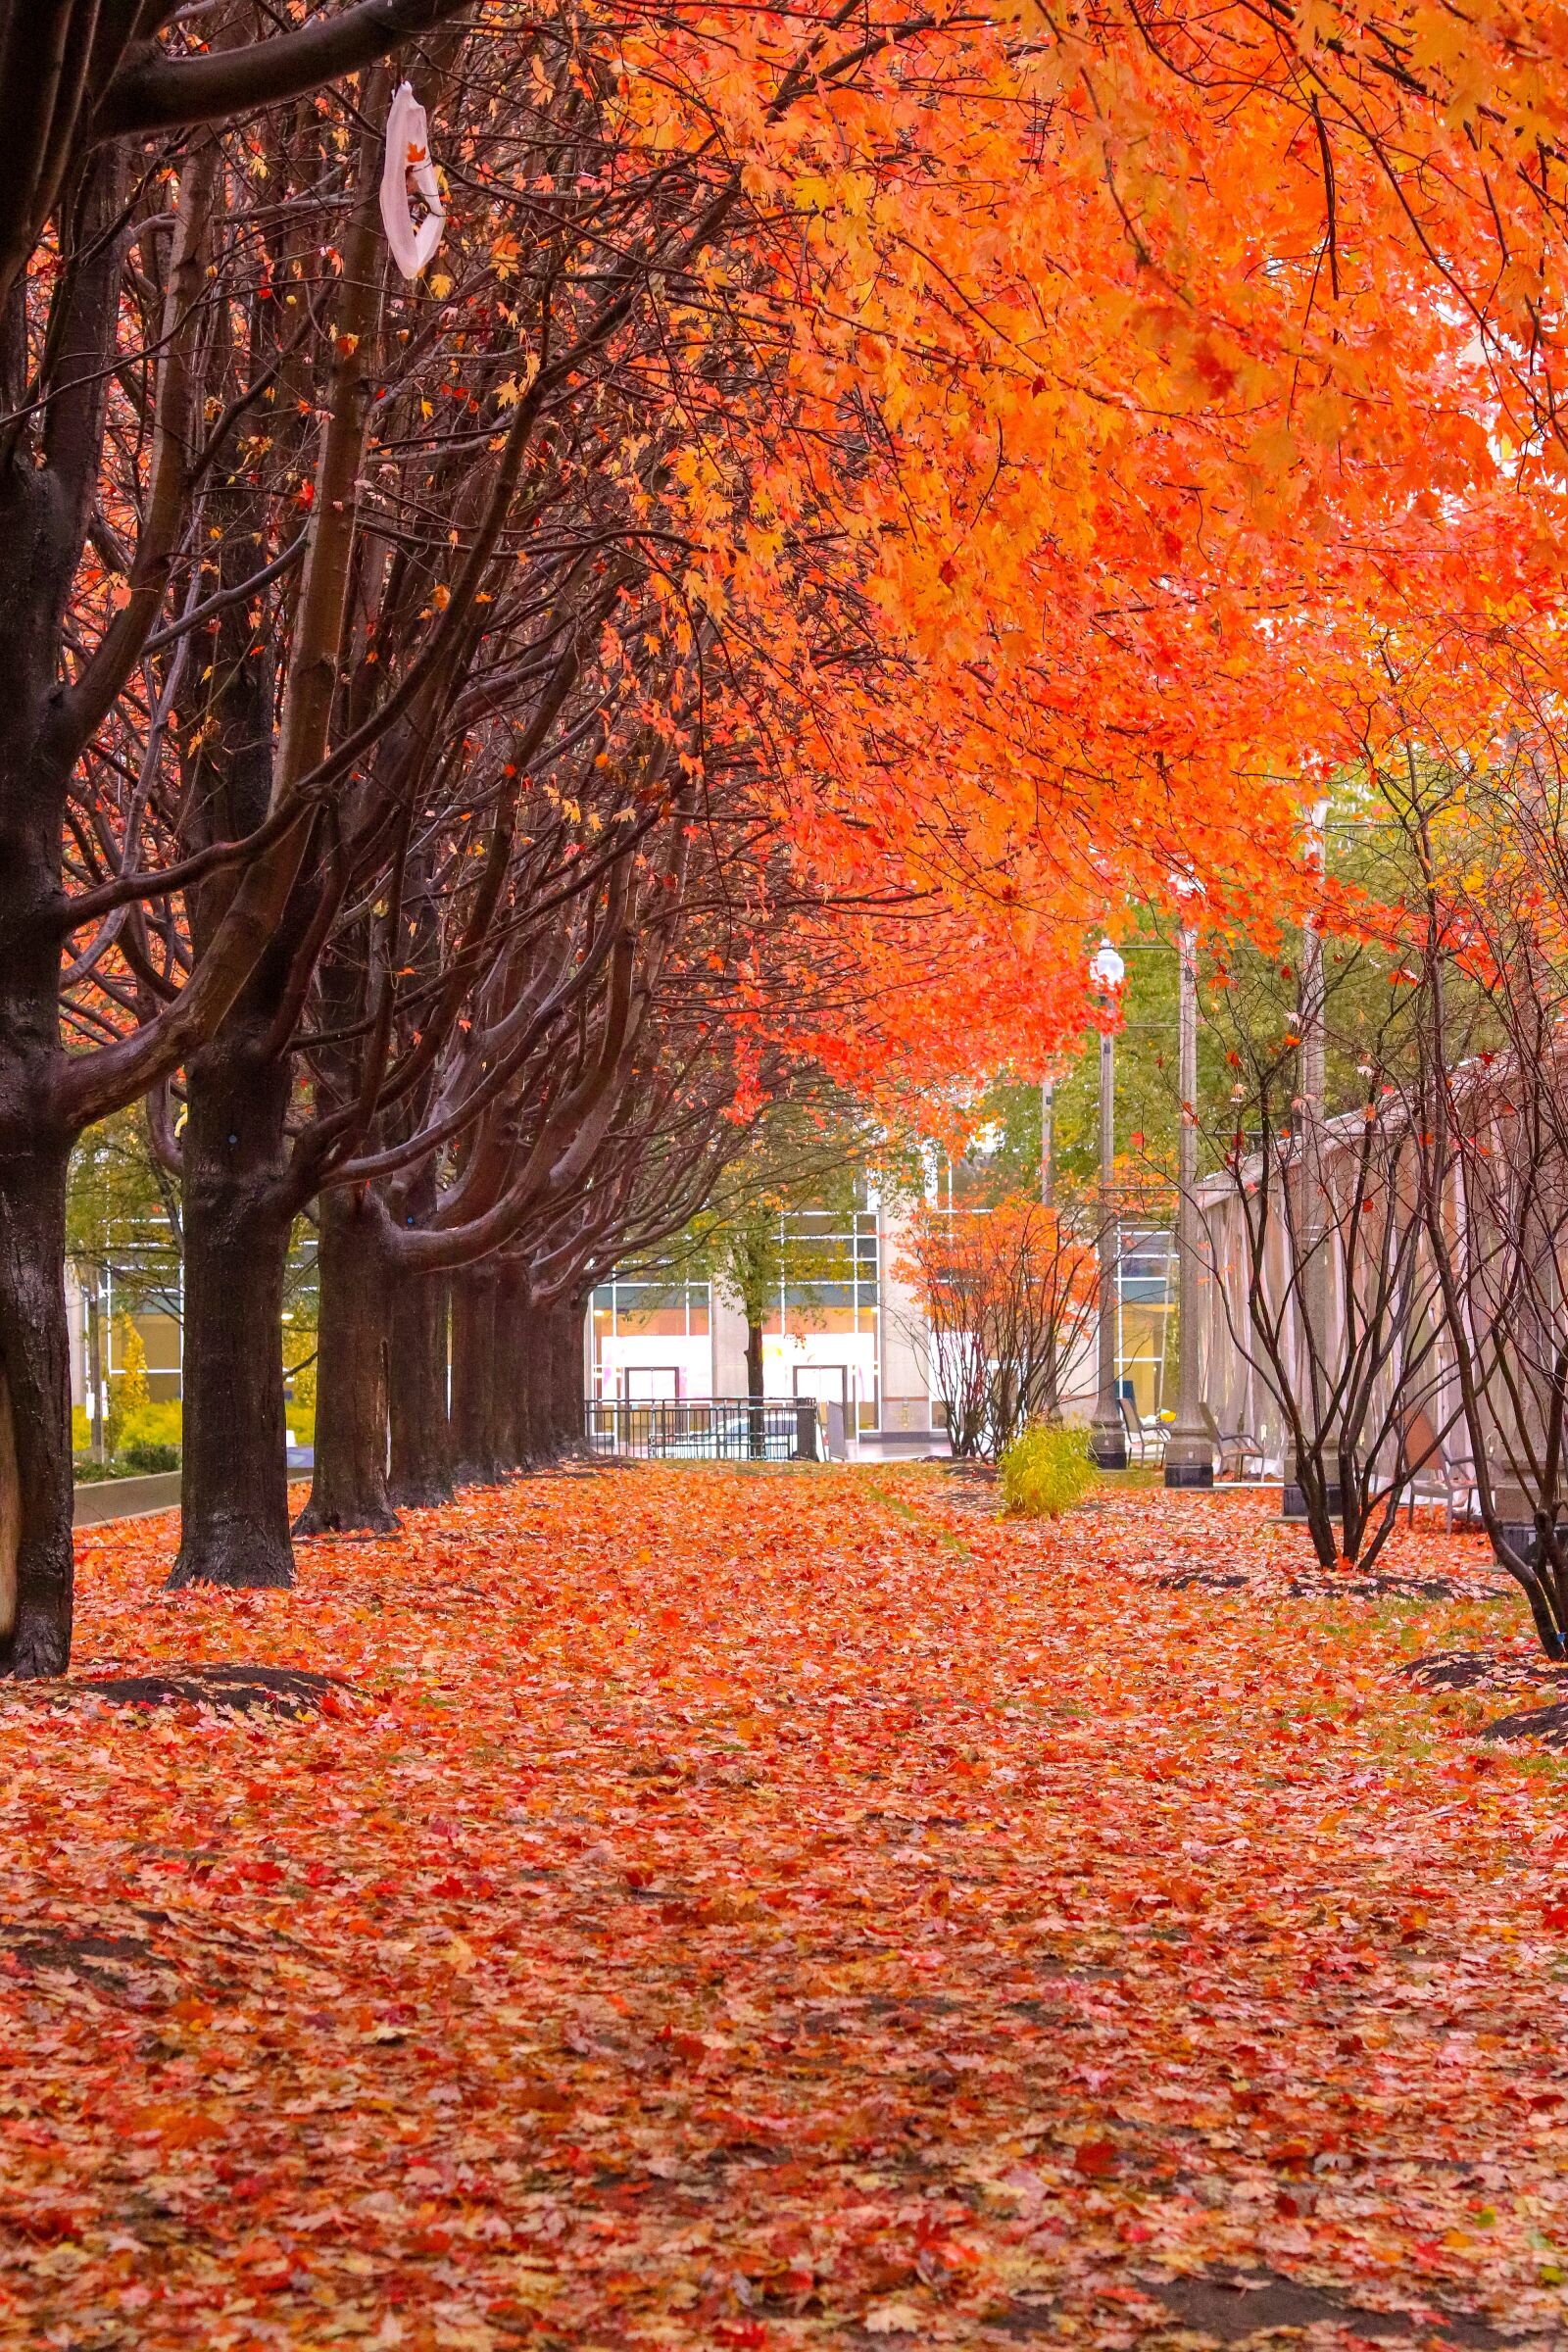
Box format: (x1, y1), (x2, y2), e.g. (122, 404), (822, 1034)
(710, 1293), (749, 1397)
(65, 1268), (83, 1411)
(877, 1199), (935, 1433)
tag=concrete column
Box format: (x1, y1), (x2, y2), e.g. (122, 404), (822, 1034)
(710, 1288), (750, 1399)
(1090, 1029), (1127, 1468)
(1165, 923), (1212, 1488)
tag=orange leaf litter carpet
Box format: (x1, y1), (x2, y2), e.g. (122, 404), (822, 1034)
(4, 1467), (1568, 2349)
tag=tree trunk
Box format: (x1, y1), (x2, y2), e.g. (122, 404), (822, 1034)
(0, 1134), (74, 1676)
(747, 1318), (765, 1458)
(450, 1264), (499, 1486)
(514, 1297), (552, 1467)
(0, 577), (79, 1672)
(0, 171), (135, 1675)
(551, 1298), (586, 1458)
(508, 1298), (554, 1466)
(490, 1262), (527, 1474)
(295, 1189), (398, 1536)
(388, 1265), (453, 1508)
(170, 1037), (296, 1589)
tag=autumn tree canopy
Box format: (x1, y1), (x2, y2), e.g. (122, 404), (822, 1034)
(4, 2), (1568, 1666)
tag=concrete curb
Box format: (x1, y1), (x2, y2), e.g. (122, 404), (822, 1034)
(73, 1472), (181, 1529)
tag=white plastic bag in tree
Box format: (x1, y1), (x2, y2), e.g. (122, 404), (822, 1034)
(380, 80), (445, 279)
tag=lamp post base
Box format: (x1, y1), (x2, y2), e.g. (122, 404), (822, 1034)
(1163, 1437), (1214, 1491)
(1090, 1416), (1127, 1471)
(1282, 1481), (1342, 1522)
(1489, 1481), (1543, 1571)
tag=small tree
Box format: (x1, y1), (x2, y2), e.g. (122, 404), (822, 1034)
(897, 1194), (1099, 1459)
(675, 1097), (880, 1445)
(714, 1208), (783, 1410)
(1190, 918), (1458, 1572)
(1395, 759), (1568, 1656)
(107, 1318), (150, 1456)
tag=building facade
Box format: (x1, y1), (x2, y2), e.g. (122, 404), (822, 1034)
(590, 1194), (937, 1436)
(589, 1196), (1171, 1437)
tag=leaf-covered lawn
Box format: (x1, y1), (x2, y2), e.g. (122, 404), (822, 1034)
(5, 1468), (1568, 2348)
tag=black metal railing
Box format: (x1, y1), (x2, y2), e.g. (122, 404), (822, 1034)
(585, 1396), (820, 1462)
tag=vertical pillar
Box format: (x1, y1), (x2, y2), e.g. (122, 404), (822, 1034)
(1165, 922), (1212, 1488)
(1090, 1029), (1127, 1468)
(1040, 1079), (1059, 1420)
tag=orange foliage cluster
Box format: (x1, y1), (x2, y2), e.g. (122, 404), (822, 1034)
(3, 1473), (1566, 2344)
(49, 6), (1568, 1107)
(572, 0), (1568, 1087)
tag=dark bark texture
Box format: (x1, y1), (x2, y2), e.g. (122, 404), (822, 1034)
(490, 1264), (528, 1474)
(296, 1190), (398, 1536)
(450, 1266), (499, 1486)
(0, 188), (118, 1672)
(548, 1299), (587, 1459)
(170, 1020), (296, 1589)
(0, 1139), (74, 1674)
(389, 1266), (453, 1508)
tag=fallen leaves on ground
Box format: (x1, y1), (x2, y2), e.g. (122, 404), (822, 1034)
(2, 1468), (1566, 2348)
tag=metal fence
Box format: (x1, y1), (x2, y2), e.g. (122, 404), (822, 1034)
(585, 1397), (820, 1462)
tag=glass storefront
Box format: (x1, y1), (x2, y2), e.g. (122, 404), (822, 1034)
(588, 1200), (885, 1428)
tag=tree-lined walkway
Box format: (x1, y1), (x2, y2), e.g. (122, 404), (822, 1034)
(2, 1472), (1565, 2346)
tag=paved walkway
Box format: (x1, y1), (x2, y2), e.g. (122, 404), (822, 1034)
(13, 1467), (1565, 2345)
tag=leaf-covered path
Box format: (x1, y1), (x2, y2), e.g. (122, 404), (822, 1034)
(4, 1468), (1568, 2349)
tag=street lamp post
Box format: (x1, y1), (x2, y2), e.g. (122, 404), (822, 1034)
(1089, 941), (1127, 1470)
(1164, 917), (1213, 1488)
(1040, 1077), (1062, 1419)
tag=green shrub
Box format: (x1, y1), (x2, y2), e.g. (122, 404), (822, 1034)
(119, 1440), (179, 1475)
(999, 1423), (1099, 1519)
(120, 1398), (182, 1451)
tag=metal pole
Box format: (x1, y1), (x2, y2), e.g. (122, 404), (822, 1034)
(1041, 1078), (1059, 1419)
(1090, 1027), (1127, 1467)
(1165, 922), (1212, 1488)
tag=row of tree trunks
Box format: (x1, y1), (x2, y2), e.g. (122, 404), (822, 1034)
(390, 1264), (454, 1510)
(285, 1249), (587, 1541)
(450, 1266), (499, 1488)
(295, 1191), (398, 1538)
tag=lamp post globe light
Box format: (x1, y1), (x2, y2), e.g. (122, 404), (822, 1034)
(1089, 940), (1127, 1471)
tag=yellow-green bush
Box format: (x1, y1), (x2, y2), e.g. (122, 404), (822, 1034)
(999, 1423), (1099, 1519)
(106, 1315), (150, 1451)
(74, 1395), (182, 1476)
(120, 1398), (182, 1451)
